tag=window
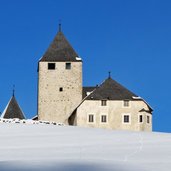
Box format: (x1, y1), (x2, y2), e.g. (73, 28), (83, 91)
(139, 115), (143, 123)
(48, 63), (55, 70)
(101, 100), (107, 106)
(66, 63), (71, 70)
(88, 114), (94, 123)
(59, 87), (63, 92)
(147, 115), (150, 124)
(123, 100), (129, 107)
(124, 115), (130, 123)
(101, 115), (107, 123)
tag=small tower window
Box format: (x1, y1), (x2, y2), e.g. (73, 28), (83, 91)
(48, 63), (55, 70)
(101, 100), (107, 106)
(59, 87), (63, 92)
(66, 63), (71, 70)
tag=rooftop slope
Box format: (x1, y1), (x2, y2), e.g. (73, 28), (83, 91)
(0, 124), (170, 171)
(82, 86), (96, 99)
(1, 96), (25, 119)
(40, 29), (80, 62)
(85, 77), (138, 100)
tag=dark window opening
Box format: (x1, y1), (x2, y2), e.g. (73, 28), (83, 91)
(147, 116), (150, 123)
(124, 115), (129, 123)
(89, 115), (94, 123)
(59, 87), (63, 92)
(139, 115), (143, 123)
(48, 63), (55, 70)
(101, 100), (107, 106)
(66, 63), (71, 70)
(124, 100), (129, 107)
(101, 115), (107, 123)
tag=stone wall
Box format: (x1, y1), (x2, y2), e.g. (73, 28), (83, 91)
(38, 61), (82, 123)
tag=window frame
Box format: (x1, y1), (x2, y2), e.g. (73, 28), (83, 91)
(100, 114), (108, 124)
(48, 63), (56, 70)
(147, 115), (150, 124)
(123, 100), (130, 108)
(101, 100), (107, 106)
(139, 114), (143, 123)
(87, 114), (95, 123)
(65, 62), (71, 70)
(122, 113), (131, 124)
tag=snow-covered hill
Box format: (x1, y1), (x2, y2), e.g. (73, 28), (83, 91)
(0, 123), (171, 171)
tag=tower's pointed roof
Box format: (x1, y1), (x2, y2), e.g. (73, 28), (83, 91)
(40, 25), (81, 62)
(1, 95), (26, 119)
(85, 77), (138, 100)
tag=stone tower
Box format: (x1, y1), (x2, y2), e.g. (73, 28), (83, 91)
(37, 25), (82, 123)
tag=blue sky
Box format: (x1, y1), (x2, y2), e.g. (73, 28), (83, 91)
(0, 0), (171, 132)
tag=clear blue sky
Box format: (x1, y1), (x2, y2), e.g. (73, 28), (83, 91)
(0, 0), (170, 132)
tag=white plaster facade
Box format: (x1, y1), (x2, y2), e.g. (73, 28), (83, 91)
(75, 100), (152, 131)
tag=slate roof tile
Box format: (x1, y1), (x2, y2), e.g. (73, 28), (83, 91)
(85, 77), (138, 100)
(1, 96), (25, 119)
(40, 30), (81, 62)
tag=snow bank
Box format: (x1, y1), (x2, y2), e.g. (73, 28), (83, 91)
(0, 124), (171, 171)
(0, 118), (64, 126)
(76, 57), (82, 60)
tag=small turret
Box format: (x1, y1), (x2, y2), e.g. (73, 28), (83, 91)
(1, 86), (26, 119)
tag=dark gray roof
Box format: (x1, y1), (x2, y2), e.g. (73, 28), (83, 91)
(1, 96), (25, 119)
(139, 108), (153, 113)
(85, 77), (139, 100)
(32, 115), (38, 120)
(40, 30), (81, 62)
(83, 87), (96, 99)
(68, 77), (153, 122)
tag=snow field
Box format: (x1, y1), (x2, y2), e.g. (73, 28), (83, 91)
(0, 123), (171, 171)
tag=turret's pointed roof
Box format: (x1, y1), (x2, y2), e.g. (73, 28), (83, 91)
(1, 95), (25, 119)
(40, 26), (81, 62)
(85, 77), (138, 100)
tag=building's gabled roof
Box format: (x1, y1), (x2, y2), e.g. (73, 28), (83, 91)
(68, 76), (153, 123)
(1, 95), (25, 119)
(85, 77), (139, 100)
(39, 26), (81, 62)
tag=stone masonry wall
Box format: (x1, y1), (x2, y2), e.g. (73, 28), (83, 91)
(38, 61), (82, 124)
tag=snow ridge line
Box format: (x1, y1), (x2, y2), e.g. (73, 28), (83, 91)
(124, 133), (143, 162)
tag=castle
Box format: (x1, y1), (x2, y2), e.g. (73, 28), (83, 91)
(37, 24), (153, 131)
(1, 24), (153, 131)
